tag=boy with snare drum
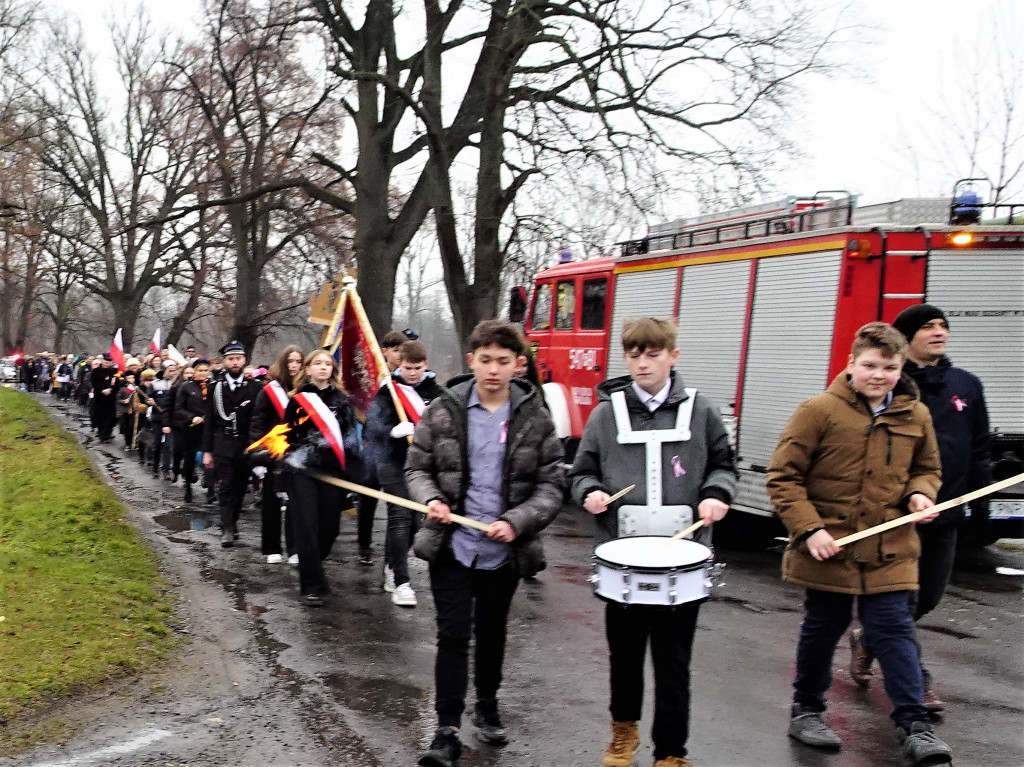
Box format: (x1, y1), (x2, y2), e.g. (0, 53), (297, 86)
(570, 317), (737, 767)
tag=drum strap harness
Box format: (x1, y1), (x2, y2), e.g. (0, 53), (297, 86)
(611, 388), (697, 536)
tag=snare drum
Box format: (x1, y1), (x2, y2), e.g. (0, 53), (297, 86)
(591, 536), (713, 606)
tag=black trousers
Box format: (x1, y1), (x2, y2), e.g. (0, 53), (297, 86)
(909, 523), (958, 689)
(289, 472), (342, 597)
(605, 601), (700, 760)
(261, 470), (294, 556)
(428, 547), (519, 728)
(383, 481), (420, 585)
(356, 474), (380, 553)
(213, 452), (251, 530)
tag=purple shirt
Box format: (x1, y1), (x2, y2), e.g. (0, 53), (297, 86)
(451, 386), (511, 569)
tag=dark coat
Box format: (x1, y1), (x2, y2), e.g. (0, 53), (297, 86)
(406, 376), (565, 577)
(283, 382), (361, 478)
(903, 357), (992, 525)
(364, 371), (445, 484)
(249, 382), (288, 442)
(202, 376), (262, 458)
(767, 374), (942, 595)
(174, 380), (208, 447)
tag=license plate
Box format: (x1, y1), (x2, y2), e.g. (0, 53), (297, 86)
(989, 500), (1024, 519)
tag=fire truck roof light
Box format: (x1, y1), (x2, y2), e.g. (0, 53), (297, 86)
(950, 232), (974, 246)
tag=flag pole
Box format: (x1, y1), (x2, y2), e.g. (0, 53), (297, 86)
(337, 278), (414, 442)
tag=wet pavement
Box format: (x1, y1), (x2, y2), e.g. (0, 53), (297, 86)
(4, 395), (1023, 767)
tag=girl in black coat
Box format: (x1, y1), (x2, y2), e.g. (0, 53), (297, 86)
(174, 360), (212, 503)
(283, 349), (361, 606)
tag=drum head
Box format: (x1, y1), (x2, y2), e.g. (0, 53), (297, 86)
(594, 536), (711, 569)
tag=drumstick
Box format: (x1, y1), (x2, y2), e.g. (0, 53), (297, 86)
(605, 484), (636, 505)
(833, 471), (1024, 547)
(655, 519), (707, 550)
(306, 470), (492, 532)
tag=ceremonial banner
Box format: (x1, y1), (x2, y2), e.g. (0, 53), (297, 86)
(327, 283), (390, 418)
(109, 329), (125, 372)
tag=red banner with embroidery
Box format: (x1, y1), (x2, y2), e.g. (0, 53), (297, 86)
(293, 391), (346, 470)
(266, 380), (289, 419)
(326, 286), (389, 419)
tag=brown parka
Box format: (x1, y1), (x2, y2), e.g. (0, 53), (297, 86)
(766, 374), (941, 595)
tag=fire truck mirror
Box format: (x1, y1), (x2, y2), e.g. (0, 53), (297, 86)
(509, 286), (528, 323)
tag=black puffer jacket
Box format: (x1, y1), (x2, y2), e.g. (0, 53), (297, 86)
(284, 382), (361, 478)
(406, 376), (565, 577)
(903, 357), (992, 525)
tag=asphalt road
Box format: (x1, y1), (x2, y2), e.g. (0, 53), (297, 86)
(5, 395), (1023, 767)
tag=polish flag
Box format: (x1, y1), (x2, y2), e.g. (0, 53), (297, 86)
(149, 328), (161, 356)
(165, 344), (187, 366)
(109, 328), (125, 372)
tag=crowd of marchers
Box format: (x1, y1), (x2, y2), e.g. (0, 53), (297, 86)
(18, 304), (988, 767)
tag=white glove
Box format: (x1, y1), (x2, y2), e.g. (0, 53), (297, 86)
(390, 421), (416, 438)
(251, 466), (268, 479)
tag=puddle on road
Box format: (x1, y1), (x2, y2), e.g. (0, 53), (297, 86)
(154, 511), (214, 532)
(324, 671), (426, 724)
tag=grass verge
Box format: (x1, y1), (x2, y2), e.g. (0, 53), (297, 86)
(0, 390), (175, 751)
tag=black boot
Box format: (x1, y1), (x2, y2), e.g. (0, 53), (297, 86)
(418, 727), (462, 767)
(184, 484), (193, 503)
(220, 522), (236, 547)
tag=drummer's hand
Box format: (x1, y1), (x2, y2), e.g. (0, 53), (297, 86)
(806, 529), (841, 561)
(486, 520), (517, 543)
(584, 490), (610, 515)
(908, 493), (938, 522)
(427, 499), (452, 524)
(697, 498), (729, 525)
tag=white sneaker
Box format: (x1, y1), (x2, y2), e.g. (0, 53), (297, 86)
(392, 582), (417, 607)
(287, 553), (299, 566)
(266, 553), (284, 564)
(383, 565), (396, 593)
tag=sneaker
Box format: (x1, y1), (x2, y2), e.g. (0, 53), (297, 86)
(653, 759), (692, 767)
(602, 720), (640, 767)
(788, 704), (842, 749)
(418, 726), (462, 767)
(266, 553), (284, 564)
(383, 565), (396, 593)
(471, 701), (508, 746)
(392, 582), (417, 607)
(898, 721), (953, 765)
(303, 593), (324, 608)
(358, 547), (374, 567)
(922, 686), (946, 713)
(287, 553), (299, 566)
(849, 628), (874, 687)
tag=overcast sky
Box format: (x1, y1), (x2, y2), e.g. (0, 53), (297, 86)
(51, 0), (1022, 209)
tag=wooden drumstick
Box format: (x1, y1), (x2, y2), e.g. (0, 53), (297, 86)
(306, 470), (492, 532)
(832, 471), (1024, 547)
(656, 518), (707, 549)
(605, 484), (636, 505)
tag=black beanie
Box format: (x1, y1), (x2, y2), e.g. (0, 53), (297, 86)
(892, 304), (947, 342)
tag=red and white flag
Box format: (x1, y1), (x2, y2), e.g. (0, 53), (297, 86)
(266, 380), (289, 419)
(393, 382), (426, 424)
(149, 328), (161, 356)
(293, 391), (346, 470)
(109, 328), (125, 372)
(165, 344), (187, 366)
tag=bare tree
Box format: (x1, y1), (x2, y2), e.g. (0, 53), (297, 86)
(165, 0), (351, 356)
(28, 13), (205, 349)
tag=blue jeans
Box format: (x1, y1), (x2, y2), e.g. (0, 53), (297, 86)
(793, 589), (929, 729)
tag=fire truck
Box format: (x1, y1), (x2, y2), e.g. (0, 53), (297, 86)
(515, 188), (1024, 542)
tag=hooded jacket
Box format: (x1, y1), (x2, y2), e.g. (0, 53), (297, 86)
(902, 357), (991, 526)
(406, 376), (564, 577)
(570, 371), (737, 546)
(767, 374), (941, 595)
(365, 370), (445, 484)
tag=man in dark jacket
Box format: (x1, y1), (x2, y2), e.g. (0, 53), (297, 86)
(203, 341), (262, 546)
(91, 354), (119, 443)
(876, 304), (990, 709)
(407, 320), (564, 767)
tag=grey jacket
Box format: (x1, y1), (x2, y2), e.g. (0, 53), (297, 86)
(570, 372), (737, 545)
(406, 376), (565, 577)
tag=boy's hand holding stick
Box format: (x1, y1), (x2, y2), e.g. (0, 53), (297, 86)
(832, 472), (1024, 547)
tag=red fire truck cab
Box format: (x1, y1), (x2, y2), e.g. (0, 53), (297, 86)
(521, 191), (1024, 540)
